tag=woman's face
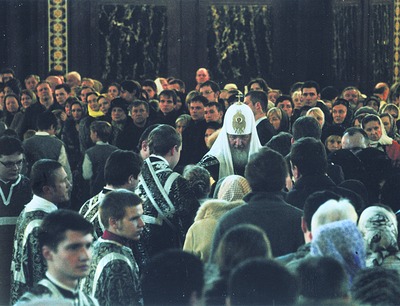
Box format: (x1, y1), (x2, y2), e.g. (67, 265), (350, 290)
(21, 94), (33, 109)
(99, 97), (110, 114)
(381, 116), (391, 134)
(87, 94), (100, 112)
(108, 86), (119, 99)
(5, 96), (19, 113)
(71, 104), (83, 121)
(269, 114), (281, 130)
(326, 136), (342, 152)
(292, 92), (303, 109)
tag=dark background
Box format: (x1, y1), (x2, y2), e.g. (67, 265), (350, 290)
(0, 0), (394, 95)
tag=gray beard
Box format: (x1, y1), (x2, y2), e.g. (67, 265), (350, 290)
(231, 147), (249, 174)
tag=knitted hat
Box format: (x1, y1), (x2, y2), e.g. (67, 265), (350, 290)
(110, 97), (129, 115)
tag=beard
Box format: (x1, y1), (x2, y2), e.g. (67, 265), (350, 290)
(231, 146), (249, 175)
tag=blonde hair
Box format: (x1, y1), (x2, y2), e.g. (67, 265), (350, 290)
(306, 107), (325, 126)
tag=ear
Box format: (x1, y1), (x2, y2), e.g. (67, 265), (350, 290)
(42, 185), (52, 195)
(141, 140), (148, 152)
(109, 217), (118, 230)
(42, 245), (53, 261)
(301, 216), (308, 234)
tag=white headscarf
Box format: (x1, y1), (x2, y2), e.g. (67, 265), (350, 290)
(205, 102), (261, 179)
(362, 115), (393, 147)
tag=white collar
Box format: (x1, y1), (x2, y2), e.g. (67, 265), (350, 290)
(25, 194), (58, 213)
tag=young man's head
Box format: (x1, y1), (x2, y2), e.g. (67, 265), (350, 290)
(120, 80), (141, 102)
(37, 111), (58, 134)
(30, 159), (71, 204)
(99, 189), (144, 241)
(148, 124), (182, 169)
(245, 147), (287, 193)
(332, 99), (349, 125)
(199, 80), (220, 102)
(292, 116), (322, 141)
(90, 121), (112, 143)
(142, 249), (204, 306)
(290, 137), (328, 180)
(204, 102), (223, 123)
(244, 90), (268, 116)
(39, 209), (93, 286)
(188, 95), (207, 121)
(104, 150), (142, 191)
(142, 79), (157, 99)
(54, 83), (71, 106)
(227, 258), (298, 306)
(159, 90), (177, 115)
(301, 80), (321, 107)
(0, 136), (24, 181)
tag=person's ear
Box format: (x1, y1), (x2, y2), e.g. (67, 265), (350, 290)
(42, 245), (53, 261)
(109, 217), (118, 230)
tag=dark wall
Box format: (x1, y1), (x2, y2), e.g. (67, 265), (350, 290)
(0, 0), (394, 95)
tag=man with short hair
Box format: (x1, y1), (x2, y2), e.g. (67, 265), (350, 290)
(210, 147), (304, 258)
(342, 86), (361, 111)
(82, 121), (118, 197)
(244, 90), (276, 145)
(199, 80), (220, 102)
(17, 210), (97, 305)
(54, 83), (71, 108)
(129, 100), (151, 151)
(301, 80), (331, 124)
(179, 95), (209, 166)
(120, 80), (141, 103)
(0, 136), (32, 305)
(199, 102), (262, 182)
(142, 250), (204, 306)
(136, 125), (199, 257)
(341, 127), (369, 152)
(1, 68), (15, 83)
(80, 150), (142, 240)
(24, 74), (40, 91)
(10, 159), (71, 304)
(195, 67), (210, 90)
(153, 89), (179, 126)
(204, 101), (223, 124)
(168, 78), (185, 93)
(23, 111), (72, 181)
(81, 190), (144, 306)
(142, 79), (157, 100)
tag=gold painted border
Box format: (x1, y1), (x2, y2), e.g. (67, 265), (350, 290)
(394, 0), (400, 83)
(48, 0), (68, 72)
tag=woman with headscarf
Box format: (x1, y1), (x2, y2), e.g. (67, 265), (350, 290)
(182, 175), (250, 262)
(358, 205), (400, 272)
(311, 220), (366, 285)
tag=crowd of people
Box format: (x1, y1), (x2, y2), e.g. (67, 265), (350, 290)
(1, 66), (400, 305)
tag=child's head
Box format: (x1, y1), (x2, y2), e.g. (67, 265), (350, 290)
(90, 120), (112, 143)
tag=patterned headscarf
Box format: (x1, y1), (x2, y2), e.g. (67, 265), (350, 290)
(358, 206), (399, 267)
(311, 220), (366, 284)
(217, 175), (251, 202)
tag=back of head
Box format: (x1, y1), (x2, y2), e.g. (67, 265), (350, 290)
(39, 209), (93, 251)
(351, 267), (400, 306)
(217, 175), (251, 202)
(245, 147), (287, 192)
(311, 198), (358, 232)
(228, 258), (298, 306)
(304, 190), (341, 231)
(214, 224), (272, 271)
(37, 111), (58, 131)
(290, 137), (327, 176)
(0, 135), (24, 156)
(292, 116), (322, 140)
(90, 121), (112, 143)
(104, 150), (142, 186)
(296, 256), (348, 302)
(182, 165), (210, 199)
(148, 124), (181, 156)
(30, 159), (62, 196)
(265, 131), (293, 157)
(99, 189), (142, 229)
(142, 249), (204, 306)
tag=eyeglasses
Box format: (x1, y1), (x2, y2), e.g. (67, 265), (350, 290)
(0, 159), (24, 169)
